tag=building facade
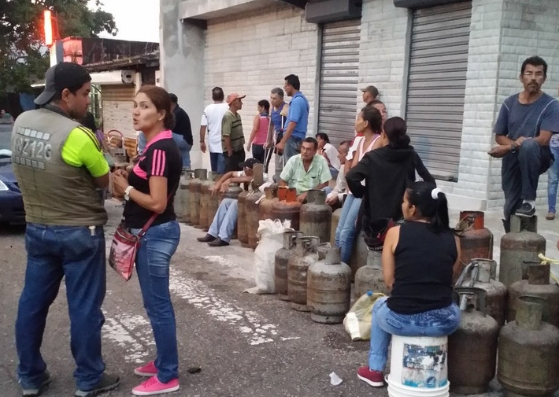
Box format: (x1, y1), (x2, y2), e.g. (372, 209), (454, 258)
(160, 0), (559, 211)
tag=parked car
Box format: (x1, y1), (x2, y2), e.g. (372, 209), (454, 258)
(0, 145), (25, 225)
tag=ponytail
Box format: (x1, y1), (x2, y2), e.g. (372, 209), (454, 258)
(406, 182), (450, 233)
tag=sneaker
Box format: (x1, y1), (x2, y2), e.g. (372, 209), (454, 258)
(546, 212), (556, 220)
(20, 371), (52, 396)
(516, 202), (535, 217)
(132, 376), (180, 396)
(135, 361), (157, 377)
(357, 366), (385, 387)
(74, 373), (120, 397)
(197, 234), (216, 243)
(208, 238), (229, 247)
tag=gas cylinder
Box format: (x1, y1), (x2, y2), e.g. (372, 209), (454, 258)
(272, 187), (302, 231)
(307, 247), (352, 324)
(259, 186), (278, 221)
(455, 211), (493, 283)
(237, 184), (250, 248)
(455, 259), (507, 326)
(300, 190), (332, 245)
(189, 169), (207, 227)
(177, 170), (193, 223)
(275, 231), (303, 301)
(448, 288), (499, 395)
(207, 173), (222, 226)
(507, 263), (559, 327)
(349, 231), (368, 281)
(499, 215), (546, 288)
(498, 296), (559, 397)
(330, 208), (342, 245)
(354, 250), (389, 300)
(199, 172), (214, 231)
(288, 236), (319, 311)
(246, 187), (264, 250)
(224, 182), (243, 199)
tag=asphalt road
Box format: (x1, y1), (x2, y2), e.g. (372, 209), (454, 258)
(0, 123), (11, 150)
(0, 202), (394, 397)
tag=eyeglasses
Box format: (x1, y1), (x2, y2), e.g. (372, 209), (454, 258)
(523, 71), (545, 78)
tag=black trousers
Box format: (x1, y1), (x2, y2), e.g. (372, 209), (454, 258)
(224, 150), (246, 173)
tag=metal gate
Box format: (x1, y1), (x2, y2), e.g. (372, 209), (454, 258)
(101, 84), (136, 139)
(405, 1), (472, 181)
(318, 19), (361, 145)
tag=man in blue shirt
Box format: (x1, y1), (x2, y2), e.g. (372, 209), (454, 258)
(276, 74), (309, 164)
(490, 56), (559, 231)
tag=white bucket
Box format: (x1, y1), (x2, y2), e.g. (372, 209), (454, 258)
(388, 335), (449, 395)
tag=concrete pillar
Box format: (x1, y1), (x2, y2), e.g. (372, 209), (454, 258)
(160, 0), (209, 170)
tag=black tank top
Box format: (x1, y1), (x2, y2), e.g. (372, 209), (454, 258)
(387, 221), (457, 314)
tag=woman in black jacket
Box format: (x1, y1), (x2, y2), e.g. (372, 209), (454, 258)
(346, 117), (434, 241)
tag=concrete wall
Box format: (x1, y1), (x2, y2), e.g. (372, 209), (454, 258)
(358, 0), (411, 117)
(204, 2), (319, 145)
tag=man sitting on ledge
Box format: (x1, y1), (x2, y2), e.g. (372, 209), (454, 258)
(197, 158), (265, 247)
(279, 137), (332, 203)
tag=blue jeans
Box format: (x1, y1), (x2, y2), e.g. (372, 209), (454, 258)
(16, 223), (106, 390)
(283, 136), (302, 163)
(210, 152), (225, 174)
(335, 194), (362, 264)
(368, 297), (461, 371)
(548, 146), (559, 213)
(138, 132), (147, 154)
(172, 133), (192, 169)
(329, 166), (339, 181)
(208, 198), (238, 243)
(131, 221), (181, 383)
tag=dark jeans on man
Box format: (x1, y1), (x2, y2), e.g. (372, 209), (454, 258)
(210, 152), (225, 175)
(224, 149), (246, 173)
(16, 223), (106, 391)
(251, 144), (265, 163)
(501, 139), (553, 227)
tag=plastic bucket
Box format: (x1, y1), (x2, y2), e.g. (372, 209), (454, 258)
(388, 335), (448, 393)
(387, 376), (449, 397)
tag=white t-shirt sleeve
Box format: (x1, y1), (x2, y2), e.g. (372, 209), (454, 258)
(201, 109), (208, 126)
(347, 136), (363, 161)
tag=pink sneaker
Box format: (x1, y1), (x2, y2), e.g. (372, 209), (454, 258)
(134, 361), (157, 377)
(132, 376), (179, 396)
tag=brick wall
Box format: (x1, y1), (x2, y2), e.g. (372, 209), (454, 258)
(204, 2), (319, 145)
(358, 0), (410, 117)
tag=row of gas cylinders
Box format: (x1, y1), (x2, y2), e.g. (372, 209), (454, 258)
(173, 168), (334, 248)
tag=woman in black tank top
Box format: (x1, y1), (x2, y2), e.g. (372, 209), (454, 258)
(357, 182), (462, 388)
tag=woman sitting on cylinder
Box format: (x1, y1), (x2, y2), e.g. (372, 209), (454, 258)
(356, 182), (462, 387)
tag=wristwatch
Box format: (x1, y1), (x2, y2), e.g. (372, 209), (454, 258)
(510, 143), (518, 153)
(124, 186), (134, 201)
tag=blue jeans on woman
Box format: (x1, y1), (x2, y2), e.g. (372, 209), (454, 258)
(368, 297), (461, 371)
(131, 221), (181, 383)
(335, 194), (362, 264)
(547, 145), (559, 214)
(16, 224), (106, 391)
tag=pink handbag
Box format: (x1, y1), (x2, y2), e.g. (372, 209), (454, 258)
(108, 212), (158, 281)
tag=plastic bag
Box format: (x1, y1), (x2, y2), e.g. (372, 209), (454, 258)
(245, 219), (291, 294)
(343, 291), (385, 341)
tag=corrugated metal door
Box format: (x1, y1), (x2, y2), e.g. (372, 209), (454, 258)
(406, 1), (472, 181)
(101, 85), (136, 139)
(318, 19), (361, 145)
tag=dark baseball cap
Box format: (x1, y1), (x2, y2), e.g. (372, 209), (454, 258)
(239, 158), (261, 169)
(35, 62), (92, 106)
(360, 85), (379, 98)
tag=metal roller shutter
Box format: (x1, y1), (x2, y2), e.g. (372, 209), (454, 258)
(405, 1), (472, 181)
(101, 85), (136, 139)
(318, 19), (361, 145)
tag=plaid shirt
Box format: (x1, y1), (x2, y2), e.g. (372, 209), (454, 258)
(280, 154), (332, 195)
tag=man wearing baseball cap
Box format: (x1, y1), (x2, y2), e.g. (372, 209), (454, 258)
(197, 158), (265, 247)
(361, 85), (379, 105)
(11, 62), (119, 397)
(222, 93), (246, 172)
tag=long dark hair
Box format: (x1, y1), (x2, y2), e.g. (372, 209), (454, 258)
(384, 117), (410, 149)
(406, 181), (450, 232)
(360, 106), (382, 134)
(137, 85), (175, 130)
